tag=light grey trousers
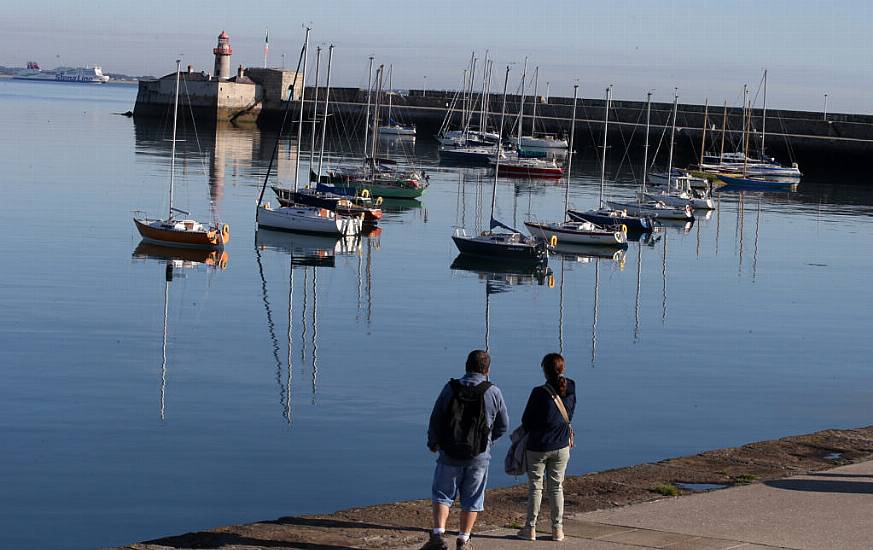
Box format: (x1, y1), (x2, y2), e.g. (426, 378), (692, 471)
(524, 446), (571, 530)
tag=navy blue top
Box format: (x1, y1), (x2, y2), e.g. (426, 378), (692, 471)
(521, 379), (576, 452)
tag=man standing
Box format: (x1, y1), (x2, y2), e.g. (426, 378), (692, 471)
(422, 350), (509, 550)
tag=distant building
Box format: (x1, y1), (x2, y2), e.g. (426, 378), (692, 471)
(134, 31), (302, 123)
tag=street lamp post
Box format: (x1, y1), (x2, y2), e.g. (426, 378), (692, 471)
(823, 93), (829, 120)
(281, 53), (285, 70)
(422, 75), (427, 97)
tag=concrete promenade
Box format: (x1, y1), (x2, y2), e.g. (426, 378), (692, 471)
(113, 427), (873, 550)
(423, 459), (873, 550)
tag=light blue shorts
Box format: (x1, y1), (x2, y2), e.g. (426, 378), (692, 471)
(431, 461), (489, 512)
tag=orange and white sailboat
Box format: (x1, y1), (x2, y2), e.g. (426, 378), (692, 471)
(133, 59), (229, 250)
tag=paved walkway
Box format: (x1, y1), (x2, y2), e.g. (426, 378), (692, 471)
(407, 460), (873, 549)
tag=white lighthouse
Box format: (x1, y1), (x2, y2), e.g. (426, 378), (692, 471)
(213, 31), (232, 80)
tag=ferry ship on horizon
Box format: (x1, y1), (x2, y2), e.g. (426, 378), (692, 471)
(14, 62), (110, 83)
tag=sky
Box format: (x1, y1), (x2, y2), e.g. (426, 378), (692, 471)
(2, 0), (872, 113)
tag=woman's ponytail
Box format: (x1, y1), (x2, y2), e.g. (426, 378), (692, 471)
(541, 352), (567, 397)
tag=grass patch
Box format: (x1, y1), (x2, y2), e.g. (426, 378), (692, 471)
(733, 474), (759, 484)
(652, 483), (680, 497)
(507, 521), (522, 529)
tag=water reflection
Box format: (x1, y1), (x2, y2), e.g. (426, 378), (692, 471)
(132, 242), (230, 270)
(449, 255), (553, 287)
(134, 119), (265, 218)
(255, 228), (361, 267)
(555, 243), (628, 264)
(131, 244), (227, 421)
(254, 228), (371, 422)
(254, 245), (287, 423)
(450, 255), (553, 352)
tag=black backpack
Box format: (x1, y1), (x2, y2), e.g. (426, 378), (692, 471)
(440, 379), (493, 460)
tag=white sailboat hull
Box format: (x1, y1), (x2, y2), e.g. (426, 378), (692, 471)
(438, 130), (499, 146)
(257, 205), (362, 236)
(524, 221), (626, 246)
(607, 201), (693, 220)
(511, 136), (569, 149)
(378, 125), (416, 136)
(648, 171), (709, 190)
(640, 192), (714, 210)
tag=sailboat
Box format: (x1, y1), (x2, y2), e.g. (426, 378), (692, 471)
(271, 45), (383, 223)
(494, 63), (566, 176)
(438, 54), (500, 145)
(490, 151), (564, 178)
(701, 73), (801, 182)
(316, 64), (428, 199)
(452, 65), (549, 263)
(378, 65), (416, 136)
(647, 97), (708, 191)
(640, 93), (714, 210)
(607, 90), (695, 222)
(256, 36), (363, 236)
(567, 86), (655, 234)
(510, 66), (568, 151)
(439, 54), (501, 164)
(133, 59), (230, 249)
(524, 84), (627, 248)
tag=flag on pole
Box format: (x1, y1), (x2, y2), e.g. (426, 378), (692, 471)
(263, 28), (269, 68)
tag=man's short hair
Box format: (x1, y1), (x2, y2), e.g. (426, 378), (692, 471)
(465, 349), (491, 374)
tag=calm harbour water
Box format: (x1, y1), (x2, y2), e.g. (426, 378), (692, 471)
(1, 80), (872, 549)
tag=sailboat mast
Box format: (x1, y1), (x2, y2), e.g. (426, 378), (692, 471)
(308, 46), (322, 180)
(599, 86), (611, 209)
(530, 66), (539, 136)
(479, 53), (489, 133)
(293, 26), (311, 192)
(699, 99), (708, 168)
(369, 65), (383, 165)
(761, 69), (768, 159)
(466, 57), (478, 131)
(167, 58), (181, 218)
(362, 56), (374, 157)
(743, 99), (751, 176)
(564, 83), (578, 215)
(642, 91), (651, 193)
(461, 69), (468, 136)
(490, 66), (511, 222)
(386, 64), (393, 126)
(517, 57), (527, 145)
(739, 84), (748, 158)
(666, 89), (678, 190)
(257, 37), (305, 209)
(719, 100), (728, 162)
(316, 45), (334, 184)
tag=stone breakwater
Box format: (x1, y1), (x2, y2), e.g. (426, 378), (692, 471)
(110, 425), (873, 550)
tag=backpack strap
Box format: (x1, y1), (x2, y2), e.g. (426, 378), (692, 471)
(542, 383), (570, 425)
(450, 379), (492, 395)
(543, 383), (574, 449)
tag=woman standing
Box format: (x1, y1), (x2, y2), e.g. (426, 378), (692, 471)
(516, 353), (576, 542)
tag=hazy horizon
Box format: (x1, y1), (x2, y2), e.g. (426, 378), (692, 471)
(2, 0), (871, 114)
